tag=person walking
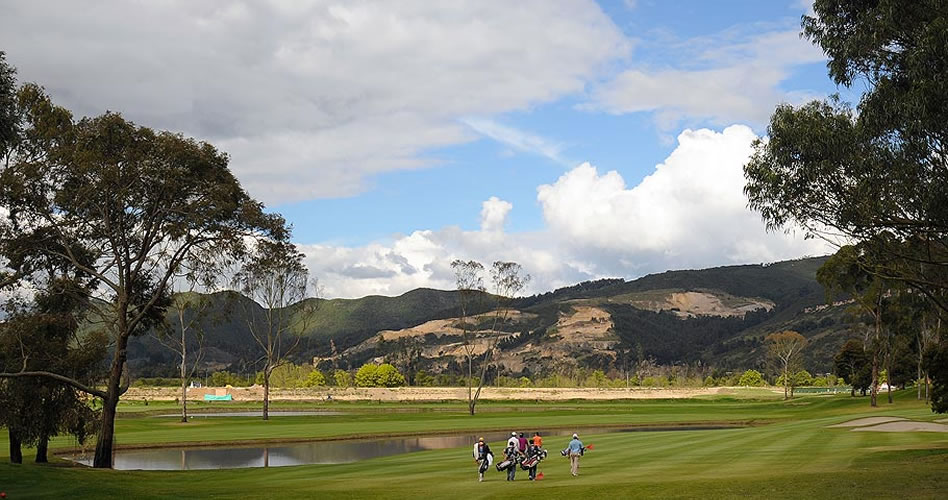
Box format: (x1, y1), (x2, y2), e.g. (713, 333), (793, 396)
(503, 441), (519, 481)
(524, 441), (541, 480)
(507, 431), (519, 451)
(532, 431), (542, 449)
(517, 433), (528, 455)
(473, 437), (493, 482)
(567, 433), (584, 477)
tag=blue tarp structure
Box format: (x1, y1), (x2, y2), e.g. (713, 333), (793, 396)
(204, 394), (233, 401)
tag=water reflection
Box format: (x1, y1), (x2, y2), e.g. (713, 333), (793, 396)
(67, 426), (736, 471)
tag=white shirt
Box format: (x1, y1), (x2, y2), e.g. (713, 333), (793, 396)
(507, 436), (519, 450)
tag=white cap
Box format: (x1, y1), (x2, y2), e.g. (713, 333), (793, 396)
(572, 433), (578, 439)
(511, 432), (517, 436)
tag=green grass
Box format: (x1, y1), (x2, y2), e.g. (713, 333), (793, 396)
(1, 390), (945, 499)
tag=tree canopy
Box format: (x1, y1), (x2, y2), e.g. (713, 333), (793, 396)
(744, 0), (948, 311)
(0, 65), (290, 466)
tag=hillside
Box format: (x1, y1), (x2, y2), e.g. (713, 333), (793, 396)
(128, 256), (861, 378)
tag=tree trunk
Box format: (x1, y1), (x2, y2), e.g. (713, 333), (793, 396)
(262, 368), (270, 421)
(918, 351), (923, 400)
(92, 331), (129, 468)
(783, 364), (789, 400)
(181, 339), (188, 423)
(870, 351), (879, 407)
(35, 434), (49, 463)
(886, 349), (893, 404)
(467, 355), (474, 416)
(8, 428), (22, 464)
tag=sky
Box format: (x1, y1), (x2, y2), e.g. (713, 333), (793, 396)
(0, 0), (851, 298)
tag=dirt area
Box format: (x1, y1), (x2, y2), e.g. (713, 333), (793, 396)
(617, 290), (774, 318)
(828, 417), (907, 428)
(123, 386), (732, 402)
(552, 305), (614, 342)
(852, 421), (948, 433)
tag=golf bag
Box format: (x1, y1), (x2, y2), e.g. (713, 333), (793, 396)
(496, 446), (519, 471)
(478, 455), (492, 474)
(520, 448), (547, 470)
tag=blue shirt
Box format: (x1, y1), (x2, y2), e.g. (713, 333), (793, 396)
(568, 438), (583, 453)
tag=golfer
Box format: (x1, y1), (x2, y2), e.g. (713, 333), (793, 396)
(567, 433), (583, 476)
(473, 437), (493, 482)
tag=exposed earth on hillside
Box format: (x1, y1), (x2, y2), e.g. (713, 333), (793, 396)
(130, 256), (853, 377)
(609, 290), (774, 318)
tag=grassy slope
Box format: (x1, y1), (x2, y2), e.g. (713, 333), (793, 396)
(0, 390), (946, 499)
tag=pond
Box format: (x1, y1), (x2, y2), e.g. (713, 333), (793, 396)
(151, 411), (349, 418)
(66, 425), (739, 471)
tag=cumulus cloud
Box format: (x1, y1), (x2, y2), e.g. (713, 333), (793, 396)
(0, 0), (628, 204)
(480, 197), (513, 233)
(537, 125), (830, 269)
(299, 126), (831, 298)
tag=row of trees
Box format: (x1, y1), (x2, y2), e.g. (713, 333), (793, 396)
(743, 0), (947, 412)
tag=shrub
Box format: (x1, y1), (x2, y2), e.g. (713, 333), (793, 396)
(302, 370), (326, 387)
(333, 369), (352, 388)
(414, 370), (434, 387)
(355, 364), (379, 387)
(375, 363), (406, 387)
(738, 369), (766, 387)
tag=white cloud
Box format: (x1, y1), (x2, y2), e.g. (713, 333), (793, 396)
(586, 27), (826, 129)
(480, 197), (513, 233)
(536, 125), (830, 268)
(462, 118), (569, 165)
(0, 0), (628, 204)
(299, 125), (831, 298)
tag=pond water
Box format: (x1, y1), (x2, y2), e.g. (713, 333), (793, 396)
(152, 411), (348, 418)
(66, 425), (738, 471)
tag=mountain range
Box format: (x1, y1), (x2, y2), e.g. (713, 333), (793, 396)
(128, 255), (858, 378)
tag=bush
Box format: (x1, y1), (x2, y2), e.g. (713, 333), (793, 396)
(414, 370), (434, 387)
(375, 363), (406, 387)
(302, 370), (326, 387)
(209, 371), (253, 387)
(354, 363), (406, 387)
(333, 369), (352, 388)
(355, 364), (379, 387)
(738, 369), (766, 387)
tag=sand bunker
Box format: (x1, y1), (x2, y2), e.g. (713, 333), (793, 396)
(829, 417), (907, 428)
(935, 418), (948, 424)
(853, 421), (948, 433)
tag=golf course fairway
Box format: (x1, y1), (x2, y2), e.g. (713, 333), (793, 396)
(0, 390), (945, 499)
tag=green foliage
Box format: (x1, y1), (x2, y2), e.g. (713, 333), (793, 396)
(209, 371), (253, 387)
(703, 375), (715, 387)
(374, 364), (406, 387)
(834, 339), (871, 395)
(353, 363), (406, 388)
(924, 339), (948, 413)
(302, 370), (326, 388)
(331, 369), (350, 388)
(354, 364), (378, 387)
(585, 369), (608, 388)
(738, 370), (766, 387)
(414, 370), (434, 387)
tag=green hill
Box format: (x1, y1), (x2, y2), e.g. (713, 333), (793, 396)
(128, 256), (861, 377)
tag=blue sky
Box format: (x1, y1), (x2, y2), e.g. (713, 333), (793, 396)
(1, 0), (851, 297)
(279, 1), (837, 245)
